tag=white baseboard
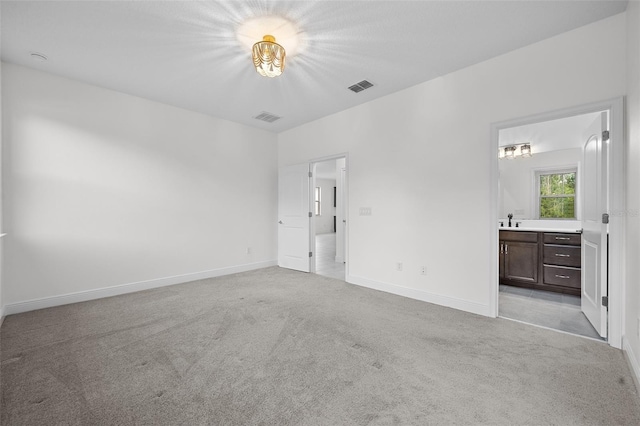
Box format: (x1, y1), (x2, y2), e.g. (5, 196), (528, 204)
(0, 306), (5, 328)
(623, 337), (640, 395)
(3, 260), (277, 316)
(346, 274), (491, 317)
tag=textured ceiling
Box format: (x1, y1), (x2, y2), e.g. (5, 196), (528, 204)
(1, 1), (628, 133)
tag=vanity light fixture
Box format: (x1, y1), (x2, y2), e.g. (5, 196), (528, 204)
(252, 35), (285, 78)
(500, 143), (533, 159)
(504, 145), (517, 160)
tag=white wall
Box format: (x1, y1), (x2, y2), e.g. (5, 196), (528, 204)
(625, 0), (640, 383)
(315, 178), (336, 234)
(499, 148), (582, 219)
(278, 14), (626, 315)
(2, 63), (278, 308)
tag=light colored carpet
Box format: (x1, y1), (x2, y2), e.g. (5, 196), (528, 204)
(1, 266), (639, 425)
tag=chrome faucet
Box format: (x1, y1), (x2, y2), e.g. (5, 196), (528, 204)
(508, 213), (513, 227)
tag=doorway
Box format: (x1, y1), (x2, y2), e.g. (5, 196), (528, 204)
(277, 154), (348, 280)
(490, 98), (624, 349)
(312, 157), (346, 280)
(497, 111), (604, 340)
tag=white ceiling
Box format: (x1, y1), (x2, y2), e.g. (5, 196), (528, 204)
(1, 1), (628, 133)
(499, 111), (602, 153)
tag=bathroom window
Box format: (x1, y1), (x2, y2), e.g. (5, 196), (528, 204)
(315, 187), (321, 216)
(536, 168), (577, 219)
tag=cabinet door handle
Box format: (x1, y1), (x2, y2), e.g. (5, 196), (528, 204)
(555, 237), (571, 241)
(500, 243), (503, 254)
(505, 244), (508, 255)
(554, 253), (570, 257)
(554, 274), (571, 279)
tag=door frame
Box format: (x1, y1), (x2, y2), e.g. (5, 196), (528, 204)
(489, 97), (624, 349)
(309, 153), (349, 278)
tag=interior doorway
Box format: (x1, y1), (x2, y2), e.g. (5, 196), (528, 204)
(490, 98), (624, 349)
(497, 111), (605, 340)
(312, 157), (346, 280)
(276, 154), (348, 280)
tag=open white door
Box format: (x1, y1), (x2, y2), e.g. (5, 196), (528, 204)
(278, 163), (311, 272)
(581, 112), (608, 338)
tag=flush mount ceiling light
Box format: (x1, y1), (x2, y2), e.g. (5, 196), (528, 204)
(237, 16), (305, 78)
(252, 35), (285, 77)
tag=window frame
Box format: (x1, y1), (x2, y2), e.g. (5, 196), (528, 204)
(532, 166), (579, 220)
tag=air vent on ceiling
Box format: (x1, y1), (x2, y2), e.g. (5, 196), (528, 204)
(348, 80), (374, 93)
(254, 111), (282, 123)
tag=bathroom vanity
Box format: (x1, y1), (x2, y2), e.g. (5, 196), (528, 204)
(499, 229), (581, 296)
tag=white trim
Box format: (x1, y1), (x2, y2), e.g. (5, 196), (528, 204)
(0, 307), (5, 328)
(2, 260), (277, 316)
(623, 337), (640, 394)
(347, 274), (490, 317)
(490, 97), (625, 349)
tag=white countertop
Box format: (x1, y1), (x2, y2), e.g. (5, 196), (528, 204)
(499, 227), (581, 234)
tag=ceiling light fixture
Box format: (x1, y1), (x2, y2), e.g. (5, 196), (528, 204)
(252, 35), (285, 78)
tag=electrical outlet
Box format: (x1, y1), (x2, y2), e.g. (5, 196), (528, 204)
(246, 247), (252, 255)
(359, 207), (372, 216)
(421, 266), (427, 275)
(396, 262), (403, 272)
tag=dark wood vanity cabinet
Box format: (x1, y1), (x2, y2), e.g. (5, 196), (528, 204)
(499, 230), (581, 295)
(500, 231), (538, 284)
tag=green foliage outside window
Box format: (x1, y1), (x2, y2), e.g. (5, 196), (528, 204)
(539, 172), (576, 219)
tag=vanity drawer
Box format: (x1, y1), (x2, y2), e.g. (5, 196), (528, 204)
(543, 265), (581, 289)
(543, 245), (581, 268)
(543, 233), (581, 246)
(500, 231), (538, 243)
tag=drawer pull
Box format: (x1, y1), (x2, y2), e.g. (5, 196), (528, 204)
(555, 274), (571, 279)
(555, 237), (571, 241)
(554, 253), (570, 257)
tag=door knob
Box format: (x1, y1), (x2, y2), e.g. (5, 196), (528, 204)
(278, 221), (283, 224)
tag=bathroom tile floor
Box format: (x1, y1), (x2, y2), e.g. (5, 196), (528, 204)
(499, 284), (603, 340)
(315, 232), (345, 280)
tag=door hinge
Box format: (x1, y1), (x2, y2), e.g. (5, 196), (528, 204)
(602, 130), (610, 142)
(308, 212), (312, 218)
(602, 296), (608, 307)
(309, 252), (313, 257)
(602, 213), (609, 224)
(308, 171), (312, 178)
